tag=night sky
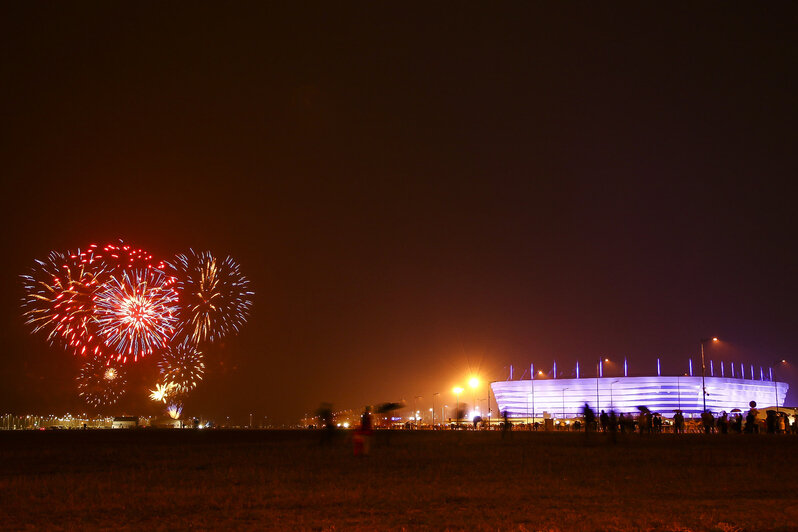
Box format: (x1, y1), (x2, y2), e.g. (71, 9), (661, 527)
(2, 4), (797, 424)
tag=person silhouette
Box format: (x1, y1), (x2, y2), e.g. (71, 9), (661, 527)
(673, 411), (685, 434)
(502, 410), (512, 438)
(353, 406), (373, 456)
(317, 403), (336, 445)
(608, 410), (618, 443)
(582, 403), (595, 439)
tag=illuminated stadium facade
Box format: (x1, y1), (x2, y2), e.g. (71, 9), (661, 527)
(491, 376), (788, 419)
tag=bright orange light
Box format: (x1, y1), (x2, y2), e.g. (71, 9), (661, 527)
(712, 337), (719, 342)
(604, 358), (610, 362)
(452, 386), (464, 395)
(537, 370), (544, 375)
(468, 377), (479, 388)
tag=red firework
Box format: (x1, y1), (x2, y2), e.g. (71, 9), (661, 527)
(22, 251), (108, 358)
(70, 241), (168, 272)
(64, 242), (168, 361)
(95, 268), (179, 363)
(22, 241), (171, 362)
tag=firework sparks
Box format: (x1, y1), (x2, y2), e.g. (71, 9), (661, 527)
(95, 269), (179, 362)
(23, 241), (253, 408)
(21, 251), (108, 358)
(167, 403), (183, 420)
(159, 342), (205, 394)
(169, 250), (253, 344)
(77, 356), (127, 407)
(21, 241), (170, 362)
(72, 241), (167, 272)
(149, 382), (176, 403)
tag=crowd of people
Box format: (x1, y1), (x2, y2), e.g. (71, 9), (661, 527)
(574, 401), (798, 435)
(317, 400), (797, 456)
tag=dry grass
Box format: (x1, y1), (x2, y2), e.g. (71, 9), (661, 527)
(1, 429), (797, 531)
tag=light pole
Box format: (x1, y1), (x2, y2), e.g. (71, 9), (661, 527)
(487, 385), (492, 428)
(773, 360), (787, 412)
(453, 387), (463, 427)
(469, 377), (479, 425)
(414, 396), (422, 429)
(609, 380), (619, 410)
(432, 392), (439, 427)
(596, 358), (609, 411)
(699, 338), (718, 412)
(526, 393), (530, 422)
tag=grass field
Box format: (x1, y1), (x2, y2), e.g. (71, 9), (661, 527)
(2, 429), (797, 531)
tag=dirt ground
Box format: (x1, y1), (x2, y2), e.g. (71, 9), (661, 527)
(1, 429), (797, 531)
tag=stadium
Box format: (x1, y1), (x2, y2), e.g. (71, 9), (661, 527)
(491, 375), (788, 419)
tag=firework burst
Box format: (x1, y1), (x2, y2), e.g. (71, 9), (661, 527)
(159, 342), (205, 395)
(149, 382), (176, 403)
(72, 241), (167, 272)
(169, 250), (253, 344)
(21, 251), (108, 358)
(23, 241), (254, 407)
(95, 268), (179, 362)
(77, 356), (127, 407)
(167, 403), (183, 419)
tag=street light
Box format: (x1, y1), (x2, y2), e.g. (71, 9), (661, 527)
(699, 338), (719, 412)
(469, 377), (479, 425)
(432, 392), (440, 427)
(773, 360), (787, 412)
(609, 380), (620, 410)
(453, 387), (464, 427)
(414, 396), (422, 429)
(596, 358), (610, 411)
(526, 393), (530, 422)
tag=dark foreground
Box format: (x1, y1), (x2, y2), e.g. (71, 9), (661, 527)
(2, 430), (797, 531)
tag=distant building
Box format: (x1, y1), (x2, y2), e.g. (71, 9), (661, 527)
(112, 416), (139, 429)
(492, 376), (788, 419)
